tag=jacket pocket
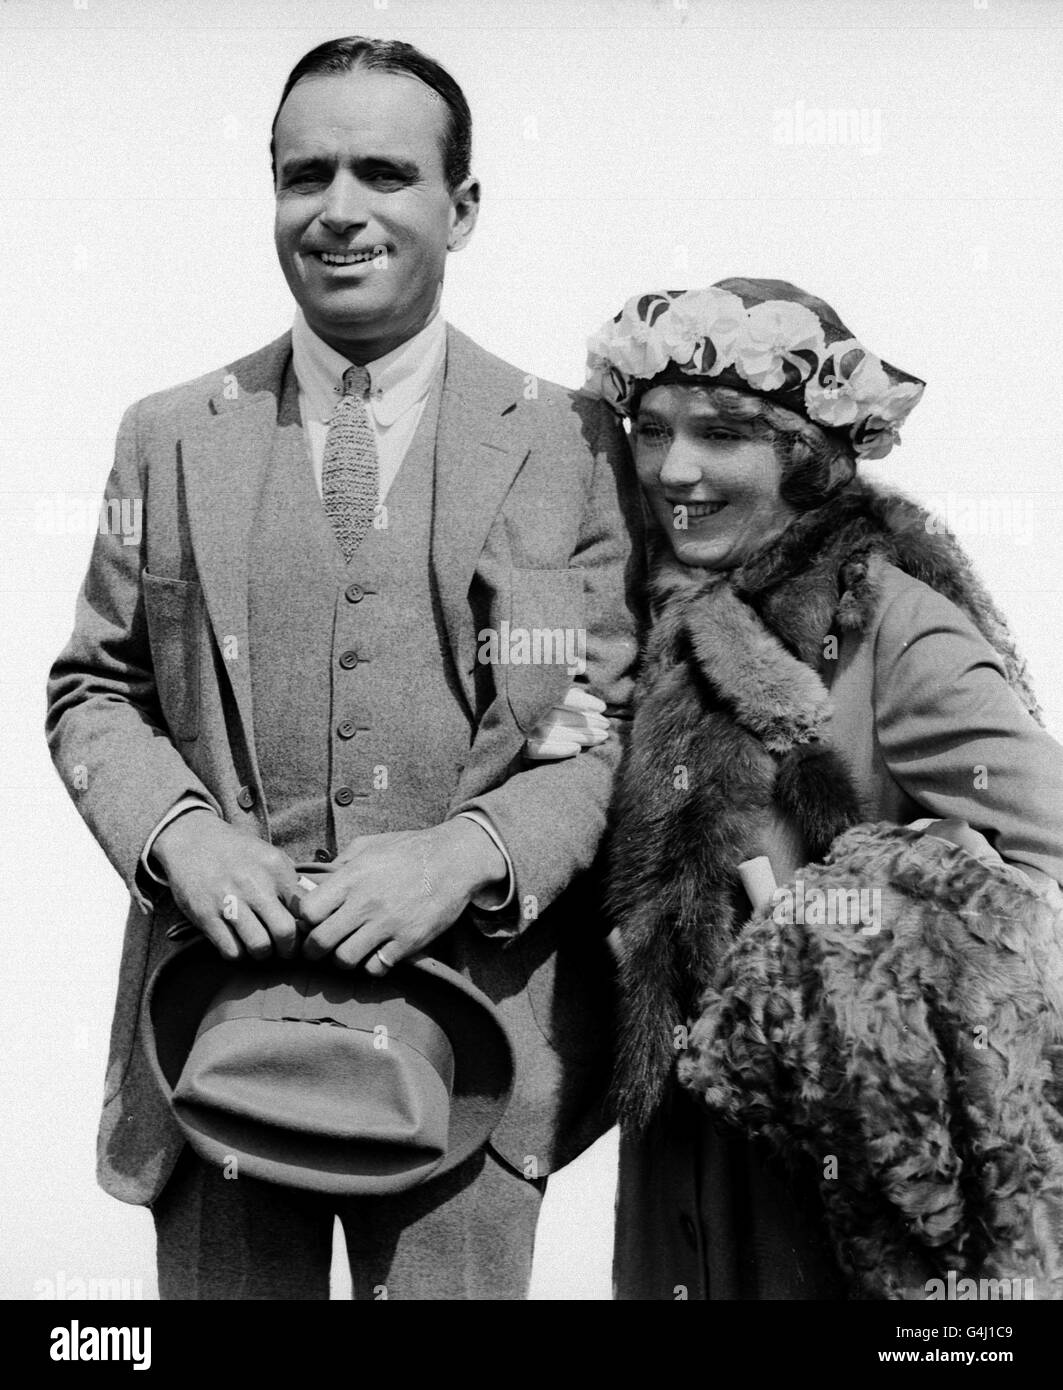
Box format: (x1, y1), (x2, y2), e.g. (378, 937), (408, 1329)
(142, 571), (203, 742)
(500, 568), (587, 735)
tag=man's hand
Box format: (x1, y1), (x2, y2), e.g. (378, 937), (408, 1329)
(151, 809), (302, 961)
(299, 819), (507, 973)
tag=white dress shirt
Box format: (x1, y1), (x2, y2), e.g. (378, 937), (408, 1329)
(291, 305), (445, 503)
(142, 310), (514, 909)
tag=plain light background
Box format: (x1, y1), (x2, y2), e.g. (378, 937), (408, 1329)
(3, 0), (1061, 1300)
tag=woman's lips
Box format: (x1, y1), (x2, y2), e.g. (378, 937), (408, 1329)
(671, 500), (727, 520)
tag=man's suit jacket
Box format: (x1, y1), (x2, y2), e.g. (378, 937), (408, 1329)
(46, 324), (644, 1205)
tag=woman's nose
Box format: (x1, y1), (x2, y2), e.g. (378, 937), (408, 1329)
(658, 442), (706, 489)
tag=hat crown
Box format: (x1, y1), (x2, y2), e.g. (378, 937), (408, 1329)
(584, 278), (925, 461)
(146, 944), (515, 1195)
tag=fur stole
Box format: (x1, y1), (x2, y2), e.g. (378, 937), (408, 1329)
(607, 477), (1040, 1128)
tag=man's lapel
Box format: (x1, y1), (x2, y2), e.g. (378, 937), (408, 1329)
(179, 325), (527, 750)
(178, 332), (293, 767)
(432, 325), (529, 708)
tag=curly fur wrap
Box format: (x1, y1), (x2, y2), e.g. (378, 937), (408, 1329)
(678, 824), (1063, 1300)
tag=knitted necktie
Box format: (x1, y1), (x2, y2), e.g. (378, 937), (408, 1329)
(322, 364), (378, 563)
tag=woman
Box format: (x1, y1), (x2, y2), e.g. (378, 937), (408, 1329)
(579, 279), (1063, 1299)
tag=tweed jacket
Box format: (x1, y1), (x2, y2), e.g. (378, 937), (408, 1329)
(46, 325), (643, 1204)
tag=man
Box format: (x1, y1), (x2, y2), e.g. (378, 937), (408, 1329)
(45, 36), (641, 1300)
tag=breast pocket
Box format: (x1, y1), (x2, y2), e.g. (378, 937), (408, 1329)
(142, 571), (203, 742)
(501, 568), (587, 735)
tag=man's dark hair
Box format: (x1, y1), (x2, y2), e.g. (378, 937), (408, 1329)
(270, 35), (472, 189)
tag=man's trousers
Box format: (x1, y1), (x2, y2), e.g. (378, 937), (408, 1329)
(152, 1143), (544, 1300)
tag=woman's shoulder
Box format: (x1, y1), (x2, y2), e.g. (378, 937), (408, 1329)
(861, 555), (1006, 676)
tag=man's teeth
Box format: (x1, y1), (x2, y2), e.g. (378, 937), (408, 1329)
(319, 251), (375, 265)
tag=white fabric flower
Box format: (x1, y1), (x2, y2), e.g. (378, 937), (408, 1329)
(805, 339), (891, 428)
(733, 301), (826, 392)
(850, 379), (925, 458)
(583, 353), (633, 411)
(658, 288), (748, 375)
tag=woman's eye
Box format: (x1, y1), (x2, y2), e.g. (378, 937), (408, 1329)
(635, 423), (669, 443)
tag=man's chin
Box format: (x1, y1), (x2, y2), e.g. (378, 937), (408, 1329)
(301, 293), (391, 335)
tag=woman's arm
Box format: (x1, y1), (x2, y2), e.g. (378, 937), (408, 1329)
(872, 574), (1063, 893)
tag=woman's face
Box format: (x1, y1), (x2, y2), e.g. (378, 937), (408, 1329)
(633, 384), (796, 570)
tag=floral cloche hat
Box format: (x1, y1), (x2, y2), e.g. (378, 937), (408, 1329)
(584, 278), (926, 461)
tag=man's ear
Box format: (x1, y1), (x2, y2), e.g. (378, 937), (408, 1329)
(447, 175), (481, 252)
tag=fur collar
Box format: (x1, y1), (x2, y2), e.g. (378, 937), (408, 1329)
(608, 478), (1041, 1127)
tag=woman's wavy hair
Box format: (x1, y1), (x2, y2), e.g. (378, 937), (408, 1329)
(632, 378), (857, 511)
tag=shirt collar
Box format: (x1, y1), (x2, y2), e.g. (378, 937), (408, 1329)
(291, 308), (446, 428)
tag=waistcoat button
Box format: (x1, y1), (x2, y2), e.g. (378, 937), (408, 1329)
(334, 786), (355, 807)
(314, 848), (334, 863)
(236, 786), (256, 811)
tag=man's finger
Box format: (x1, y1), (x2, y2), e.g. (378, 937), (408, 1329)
(196, 914), (244, 963)
(296, 870), (352, 927)
(227, 902), (274, 961)
(301, 902), (370, 960)
(333, 927), (393, 972)
(248, 891), (299, 959)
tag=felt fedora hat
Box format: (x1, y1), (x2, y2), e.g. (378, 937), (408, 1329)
(143, 938), (515, 1196)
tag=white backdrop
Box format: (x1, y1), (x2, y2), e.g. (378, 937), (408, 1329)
(3, 0), (1061, 1300)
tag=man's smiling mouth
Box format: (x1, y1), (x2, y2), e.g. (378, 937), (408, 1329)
(316, 249), (379, 266)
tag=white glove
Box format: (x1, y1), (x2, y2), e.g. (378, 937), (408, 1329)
(524, 686), (611, 761)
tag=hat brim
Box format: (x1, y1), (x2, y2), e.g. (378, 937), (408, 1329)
(143, 939), (516, 1195)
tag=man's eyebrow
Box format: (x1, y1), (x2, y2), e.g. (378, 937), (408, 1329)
(278, 152), (422, 179)
(356, 154), (421, 179)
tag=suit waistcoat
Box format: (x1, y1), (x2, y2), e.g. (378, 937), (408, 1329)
(247, 355), (473, 863)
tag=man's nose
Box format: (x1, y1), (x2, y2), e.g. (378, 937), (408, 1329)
(318, 173), (369, 233)
(658, 442), (705, 489)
